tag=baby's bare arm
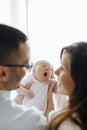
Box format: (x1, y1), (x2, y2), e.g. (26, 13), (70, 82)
(45, 81), (54, 120)
(14, 82), (34, 104)
(45, 79), (59, 120)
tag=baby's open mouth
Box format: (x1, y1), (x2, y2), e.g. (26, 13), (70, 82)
(44, 72), (47, 76)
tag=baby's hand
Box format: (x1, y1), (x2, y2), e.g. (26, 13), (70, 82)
(48, 78), (58, 93)
(17, 82), (35, 98)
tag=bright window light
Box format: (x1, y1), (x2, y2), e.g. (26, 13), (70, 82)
(0, 0), (11, 24)
(27, 0), (87, 70)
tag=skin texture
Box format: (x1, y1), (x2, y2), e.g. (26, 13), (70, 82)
(0, 43), (30, 91)
(32, 60), (52, 82)
(55, 52), (75, 96)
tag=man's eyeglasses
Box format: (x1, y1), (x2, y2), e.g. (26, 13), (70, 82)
(1, 62), (33, 71)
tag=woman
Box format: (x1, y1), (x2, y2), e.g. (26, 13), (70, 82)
(49, 42), (87, 130)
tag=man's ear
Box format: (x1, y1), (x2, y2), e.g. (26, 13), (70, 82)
(0, 66), (10, 82)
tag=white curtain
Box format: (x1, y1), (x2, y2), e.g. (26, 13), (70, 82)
(0, 0), (11, 25)
(27, 0), (87, 70)
(0, 0), (27, 35)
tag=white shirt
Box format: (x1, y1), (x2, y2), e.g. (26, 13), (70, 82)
(22, 75), (49, 114)
(0, 90), (48, 130)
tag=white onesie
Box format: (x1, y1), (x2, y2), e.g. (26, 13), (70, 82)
(21, 74), (49, 114)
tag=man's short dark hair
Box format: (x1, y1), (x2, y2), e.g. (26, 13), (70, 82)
(0, 24), (27, 64)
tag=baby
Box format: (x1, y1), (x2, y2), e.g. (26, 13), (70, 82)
(14, 60), (58, 115)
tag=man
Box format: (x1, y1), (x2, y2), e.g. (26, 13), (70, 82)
(0, 24), (48, 130)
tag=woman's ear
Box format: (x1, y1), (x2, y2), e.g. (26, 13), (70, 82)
(0, 66), (10, 82)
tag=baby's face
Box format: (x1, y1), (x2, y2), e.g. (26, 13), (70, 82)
(33, 61), (52, 82)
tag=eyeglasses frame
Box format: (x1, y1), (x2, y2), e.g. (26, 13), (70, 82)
(1, 63), (33, 71)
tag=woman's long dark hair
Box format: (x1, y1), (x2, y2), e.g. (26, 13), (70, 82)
(49, 42), (87, 130)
